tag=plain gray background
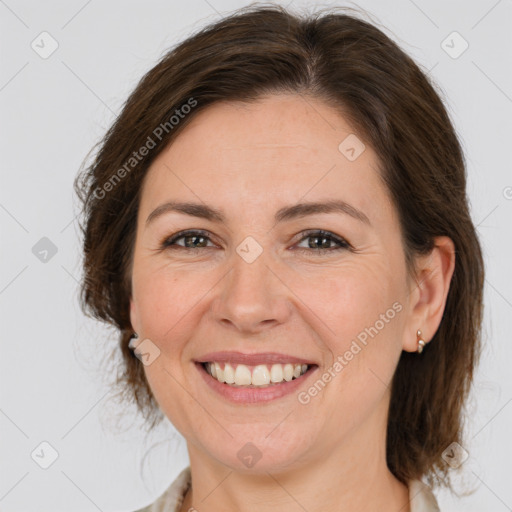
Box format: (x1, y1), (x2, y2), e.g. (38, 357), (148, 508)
(1, 0), (511, 510)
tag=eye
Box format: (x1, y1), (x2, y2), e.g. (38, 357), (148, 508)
(160, 230), (216, 251)
(293, 229), (351, 255)
(159, 229), (352, 255)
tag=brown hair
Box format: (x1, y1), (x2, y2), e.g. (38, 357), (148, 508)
(74, 3), (484, 491)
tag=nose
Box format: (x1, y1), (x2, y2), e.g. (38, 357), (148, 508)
(211, 245), (292, 335)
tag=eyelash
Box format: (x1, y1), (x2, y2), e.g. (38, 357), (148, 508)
(159, 229), (351, 255)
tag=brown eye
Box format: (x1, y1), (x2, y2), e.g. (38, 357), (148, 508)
(161, 230), (215, 250)
(294, 230), (351, 255)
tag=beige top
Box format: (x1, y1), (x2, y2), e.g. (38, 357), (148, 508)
(134, 466), (441, 512)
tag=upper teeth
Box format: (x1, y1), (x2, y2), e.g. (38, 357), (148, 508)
(205, 362), (309, 386)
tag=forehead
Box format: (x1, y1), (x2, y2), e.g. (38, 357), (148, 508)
(158, 93), (363, 166)
(140, 94), (392, 225)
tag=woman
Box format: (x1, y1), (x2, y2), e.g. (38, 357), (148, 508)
(74, 4), (484, 511)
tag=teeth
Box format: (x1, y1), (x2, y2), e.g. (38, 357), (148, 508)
(214, 362), (224, 382)
(223, 363), (235, 384)
(270, 364), (283, 383)
(204, 362), (310, 387)
(251, 365), (270, 386)
(234, 364), (252, 385)
(283, 363), (294, 381)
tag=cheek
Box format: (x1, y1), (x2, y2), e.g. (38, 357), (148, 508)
(294, 259), (402, 348)
(133, 266), (203, 435)
(291, 259), (405, 404)
(133, 264), (201, 338)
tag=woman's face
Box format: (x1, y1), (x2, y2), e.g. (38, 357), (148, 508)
(130, 93), (415, 472)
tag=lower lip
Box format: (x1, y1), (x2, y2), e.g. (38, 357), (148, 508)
(194, 362), (318, 404)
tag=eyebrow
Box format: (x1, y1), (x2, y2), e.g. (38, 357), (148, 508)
(145, 199), (371, 227)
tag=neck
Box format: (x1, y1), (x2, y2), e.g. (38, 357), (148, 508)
(180, 396), (410, 512)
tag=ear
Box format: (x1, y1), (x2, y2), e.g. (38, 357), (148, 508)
(402, 236), (456, 352)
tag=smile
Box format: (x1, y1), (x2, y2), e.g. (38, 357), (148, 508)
(203, 361), (309, 387)
(195, 360), (318, 403)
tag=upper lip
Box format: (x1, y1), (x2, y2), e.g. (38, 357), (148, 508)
(194, 351), (317, 366)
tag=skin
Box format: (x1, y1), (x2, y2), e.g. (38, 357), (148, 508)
(129, 93), (455, 512)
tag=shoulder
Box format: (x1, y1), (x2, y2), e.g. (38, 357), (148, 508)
(408, 479), (441, 512)
(132, 466), (191, 512)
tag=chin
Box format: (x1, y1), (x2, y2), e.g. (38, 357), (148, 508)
(197, 427), (315, 474)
